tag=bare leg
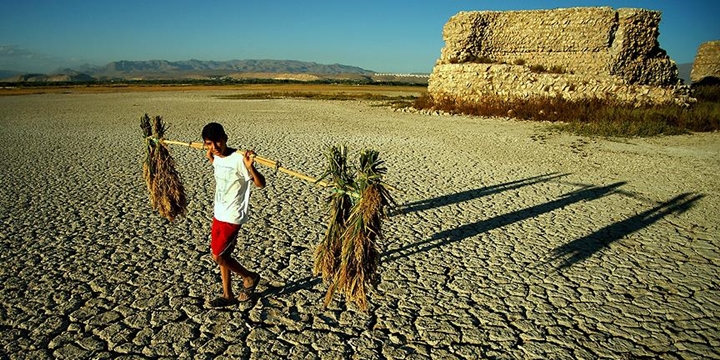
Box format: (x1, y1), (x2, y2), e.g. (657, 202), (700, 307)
(213, 253), (257, 298)
(219, 264), (233, 298)
(220, 254), (253, 279)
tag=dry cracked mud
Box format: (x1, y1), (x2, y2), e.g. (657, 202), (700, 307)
(1, 91), (718, 359)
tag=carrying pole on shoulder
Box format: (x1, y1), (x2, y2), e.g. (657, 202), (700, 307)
(161, 139), (331, 188)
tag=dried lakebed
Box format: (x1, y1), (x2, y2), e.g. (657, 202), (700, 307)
(0, 91), (718, 359)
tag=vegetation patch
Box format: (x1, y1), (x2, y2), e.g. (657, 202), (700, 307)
(548, 65), (567, 74)
(218, 91), (418, 109)
(414, 87), (720, 137)
(694, 83), (720, 103)
(529, 65), (546, 73)
(527, 64), (567, 74)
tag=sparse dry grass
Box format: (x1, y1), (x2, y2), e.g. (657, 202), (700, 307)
(218, 88), (419, 109)
(218, 91), (416, 102)
(414, 90), (720, 137)
(1, 84), (230, 96)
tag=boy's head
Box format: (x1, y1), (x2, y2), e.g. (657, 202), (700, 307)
(202, 122), (229, 156)
(202, 122), (227, 142)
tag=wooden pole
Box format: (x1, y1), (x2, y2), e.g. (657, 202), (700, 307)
(161, 139), (331, 187)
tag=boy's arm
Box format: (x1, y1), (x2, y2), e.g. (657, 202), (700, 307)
(243, 151), (266, 189)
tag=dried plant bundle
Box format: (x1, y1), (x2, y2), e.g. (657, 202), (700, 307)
(316, 147), (395, 311)
(141, 114), (187, 221)
(314, 146), (354, 283)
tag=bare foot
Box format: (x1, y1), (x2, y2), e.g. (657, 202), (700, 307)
(237, 273), (261, 302)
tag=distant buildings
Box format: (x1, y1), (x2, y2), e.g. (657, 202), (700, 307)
(374, 73), (430, 78)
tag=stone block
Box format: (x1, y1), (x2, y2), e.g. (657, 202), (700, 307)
(691, 40), (720, 84)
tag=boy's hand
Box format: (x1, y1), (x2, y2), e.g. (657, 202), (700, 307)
(243, 150), (256, 168)
(243, 149), (266, 188)
(206, 147), (214, 163)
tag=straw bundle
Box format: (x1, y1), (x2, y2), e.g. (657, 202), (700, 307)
(314, 146), (354, 283)
(315, 146), (395, 311)
(141, 114), (187, 221)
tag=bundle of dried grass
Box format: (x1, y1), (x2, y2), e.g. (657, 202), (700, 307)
(316, 147), (395, 311)
(141, 114), (187, 221)
(314, 145), (354, 283)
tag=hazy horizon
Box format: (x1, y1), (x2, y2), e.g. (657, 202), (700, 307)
(1, 0), (718, 73)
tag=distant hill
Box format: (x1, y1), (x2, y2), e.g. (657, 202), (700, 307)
(80, 59), (376, 79)
(1, 59), (387, 83)
(2, 72), (94, 83)
(677, 62), (692, 84)
(0, 70), (23, 79)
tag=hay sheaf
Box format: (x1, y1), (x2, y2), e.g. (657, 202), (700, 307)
(315, 146), (394, 311)
(141, 114), (187, 221)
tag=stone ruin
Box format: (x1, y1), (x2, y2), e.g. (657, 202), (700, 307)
(429, 7), (692, 106)
(691, 41), (720, 85)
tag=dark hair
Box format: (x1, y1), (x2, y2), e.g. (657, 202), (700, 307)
(202, 122), (227, 142)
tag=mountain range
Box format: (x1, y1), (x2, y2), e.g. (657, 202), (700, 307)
(676, 63), (693, 84)
(80, 59), (375, 77)
(1, 59), (693, 84)
(0, 59), (381, 82)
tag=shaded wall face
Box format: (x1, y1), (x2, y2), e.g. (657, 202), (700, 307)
(609, 9), (677, 85)
(437, 7), (678, 86)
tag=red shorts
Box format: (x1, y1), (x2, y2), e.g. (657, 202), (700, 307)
(210, 218), (241, 257)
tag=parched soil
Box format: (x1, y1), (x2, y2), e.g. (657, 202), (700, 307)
(0, 91), (718, 358)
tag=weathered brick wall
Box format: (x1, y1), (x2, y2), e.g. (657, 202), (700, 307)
(429, 63), (689, 107)
(430, 7), (689, 106)
(691, 41), (720, 84)
(439, 7), (616, 76)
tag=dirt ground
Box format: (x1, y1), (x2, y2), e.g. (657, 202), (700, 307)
(0, 90), (718, 358)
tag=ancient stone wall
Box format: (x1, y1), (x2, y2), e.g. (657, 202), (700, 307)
(439, 7), (616, 76)
(430, 7), (689, 106)
(691, 41), (720, 84)
(429, 63), (689, 107)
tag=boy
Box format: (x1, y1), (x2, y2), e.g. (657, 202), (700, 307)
(202, 122), (266, 307)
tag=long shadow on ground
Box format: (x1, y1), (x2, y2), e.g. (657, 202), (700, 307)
(264, 173), (570, 296)
(266, 180), (702, 299)
(260, 276), (322, 298)
(382, 181), (627, 263)
(546, 192), (704, 269)
(262, 181), (704, 314)
(396, 172), (568, 215)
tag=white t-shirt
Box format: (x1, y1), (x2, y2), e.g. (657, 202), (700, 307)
(212, 151), (252, 225)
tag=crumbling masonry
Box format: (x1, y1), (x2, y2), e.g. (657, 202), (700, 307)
(691, 41), (720, 84)
(429, 7), (691, 106)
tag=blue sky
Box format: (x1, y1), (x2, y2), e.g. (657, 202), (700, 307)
(0, 0), (718, 73)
